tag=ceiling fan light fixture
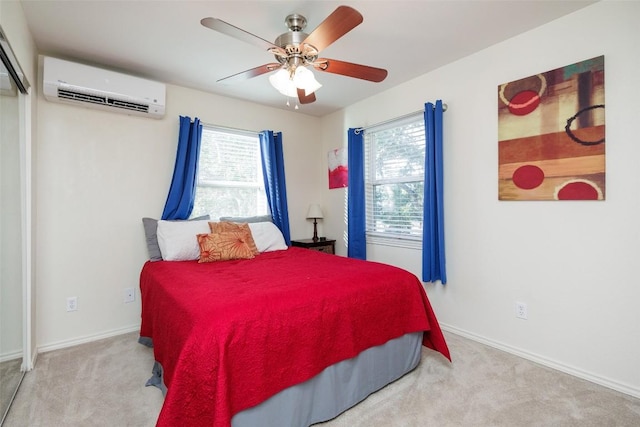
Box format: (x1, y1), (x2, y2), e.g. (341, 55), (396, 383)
(268, 68), (288, 89)
(269, 66), (321, 98)
(269, 68), (296, 97)
(280, 84), (298, 98)
(294, 67), (322, 96)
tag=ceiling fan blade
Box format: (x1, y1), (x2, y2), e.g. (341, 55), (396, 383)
(201, 17), (286, 57)
(217, 63), (282, 84)
(297, 88), (316, 104)
(313, 59), (388, 82)
(302, 6), (363, 53)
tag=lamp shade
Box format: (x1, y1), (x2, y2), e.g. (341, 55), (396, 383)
(269, 69), (297, 97)
(306, 204), (323, 219)
(294, 67), (322, 95)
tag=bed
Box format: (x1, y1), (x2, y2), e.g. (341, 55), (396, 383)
(139, 220), (450, 427)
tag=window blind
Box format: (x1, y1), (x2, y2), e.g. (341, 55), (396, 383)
(191, 126), (267, 218)
(364, 113), (425, 240)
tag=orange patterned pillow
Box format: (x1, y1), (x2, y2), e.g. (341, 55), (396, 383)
(197, 231), (255, 263)
(208, 221), (258, 254)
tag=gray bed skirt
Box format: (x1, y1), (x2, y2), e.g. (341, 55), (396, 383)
(141, 331), (423, 427)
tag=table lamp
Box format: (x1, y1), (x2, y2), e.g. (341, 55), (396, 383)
(306, 204), (324, 242)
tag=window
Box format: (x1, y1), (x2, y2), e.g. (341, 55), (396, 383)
(364, 113), (425, 246)
(191, 126), (268, 219)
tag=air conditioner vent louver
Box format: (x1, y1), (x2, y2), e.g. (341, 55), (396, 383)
(43, 56), (165, 119)
(57, 89), (150, 113)
(108, 98), (149, 113)
(58, 89), (106, 105)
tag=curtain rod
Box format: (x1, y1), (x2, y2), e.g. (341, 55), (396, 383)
(200, 121), (261, 136)
(359, 102), (447, 132)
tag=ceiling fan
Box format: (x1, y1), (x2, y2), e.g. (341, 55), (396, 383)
(200, 6), (388, 106)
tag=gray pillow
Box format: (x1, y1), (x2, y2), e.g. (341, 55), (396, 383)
(219, 214), (273, 224)
(142, 215), (210, 261)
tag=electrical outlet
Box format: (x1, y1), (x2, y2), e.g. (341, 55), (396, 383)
(515, 301), (528, 320)
(66, 296), (78, 312)
(124, 287), (135, 303)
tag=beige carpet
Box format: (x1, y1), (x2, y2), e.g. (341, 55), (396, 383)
(4, 331), (640, 426)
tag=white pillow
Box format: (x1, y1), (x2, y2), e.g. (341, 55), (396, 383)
(248, 222), (288, 252)
(156, 219), (211, 261)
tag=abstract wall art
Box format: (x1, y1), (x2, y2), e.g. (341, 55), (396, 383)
(328, 147), (348, 189)
(498, 56), (605, 200)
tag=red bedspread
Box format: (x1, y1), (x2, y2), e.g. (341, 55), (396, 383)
(140, 247), (449, 427)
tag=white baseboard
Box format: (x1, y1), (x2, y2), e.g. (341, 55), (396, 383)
(0, 350), (22, 364)
(31, 322), (640, 400)
(37, 324), (140, 354)
(440, 323), (640, 400)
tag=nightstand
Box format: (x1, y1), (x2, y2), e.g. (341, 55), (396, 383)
(291, 238), (336, 254)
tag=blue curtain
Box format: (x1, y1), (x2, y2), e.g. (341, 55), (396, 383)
(161, 116), (202, 220)
(259, 130), (291, 245)
(347, 128), (366, 259)
(422, 101), (447, 283)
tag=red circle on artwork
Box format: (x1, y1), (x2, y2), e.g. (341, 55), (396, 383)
(508, 90), (541, 116)
(557, 182), (599, 200)
(512, 165), (545, 189)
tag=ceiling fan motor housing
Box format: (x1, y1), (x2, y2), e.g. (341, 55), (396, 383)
(274, 14), (318, 68)
(274, 29), (308, 51)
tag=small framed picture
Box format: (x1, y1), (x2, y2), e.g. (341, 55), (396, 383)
(328, 148), (348, 189)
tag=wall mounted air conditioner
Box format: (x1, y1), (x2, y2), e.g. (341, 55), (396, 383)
(43, 56), (165, 119)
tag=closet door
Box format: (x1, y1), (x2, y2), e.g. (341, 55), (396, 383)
(0, 25), (31, 424)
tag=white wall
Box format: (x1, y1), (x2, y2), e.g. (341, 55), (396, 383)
(320, 0), (640, 397)
(35, 80), (323, 350)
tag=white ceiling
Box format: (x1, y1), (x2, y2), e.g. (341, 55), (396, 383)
(20, 0), (597, 117)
